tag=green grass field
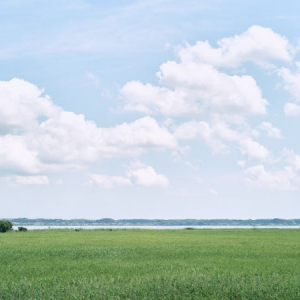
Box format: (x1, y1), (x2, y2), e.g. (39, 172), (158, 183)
(0, 229), (300, 299)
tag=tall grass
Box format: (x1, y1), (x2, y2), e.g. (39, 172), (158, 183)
(0, 229), (300, 299)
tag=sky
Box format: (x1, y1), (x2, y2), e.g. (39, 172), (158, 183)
(1, 0), (300, 219)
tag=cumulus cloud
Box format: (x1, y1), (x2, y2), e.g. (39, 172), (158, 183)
(0, 26), (294, 189)
(278, 62), (300, 102)
(284, 102), (300, 116)
(244, 148), (300, 190)
(121, 81), (198, 115)
(126, 161), (169, 187)
(119, 26), (293, 169)
(90, 162), (169, 189)
(120, 27), (289, 117)
(173, 120), (270, 161)
(178, 25), (292, 68)
(122, 62), (268, 116)
(161, 62), (268, 114)
(89, 174), (131, 189)
(0, 79), (177, 176)
(283, 148), (300, 170)
(119, 25), (299, 119)
(245, 165), (299, 191)
(174, 120), (239, 152)
(258, 122), (283, 139)
(27, 112), (176, 166)
(0, 78), (60, 133)
(0, 135), (41, 175)
(277, 62), (300, 116)
(239, 138), (270, 161)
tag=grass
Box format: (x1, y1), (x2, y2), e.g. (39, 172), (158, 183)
(0, 229), (300, 299)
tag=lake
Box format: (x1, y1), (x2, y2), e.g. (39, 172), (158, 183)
(12, 225), (300, 230)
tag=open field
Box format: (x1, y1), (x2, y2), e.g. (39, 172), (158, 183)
(0, 229), (300, 299)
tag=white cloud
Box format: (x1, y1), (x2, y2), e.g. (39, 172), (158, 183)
(90, 161), (169, 189)
(0, 135), (41, 175)
(0, 78), (60, 133)
(126, 161), (169, 187)
(100, 116), (177, 155)
(283, 148), (300, 170)
(259, 122), (283, 139)
(28, 111), (102, 165)
(120, 27), (288, 118)
(244, 148), (300, 191)
(0, 79), (177, 176)
(178, 25), (292, 68)
(174, 120), (270, 161)
(29, 112), (176, 166)
(237, 160), (246, 167)
(121, 81), (198, 115)
(284, 102), (300, 116)
(159, 62), (268, 114)
(278, 62), (300, 102)
(0, 26), (293, 191)
(119, 27), (282, 168)
(120, 26), (297, 120)
(122, 62), (268, 116)
(8, 175), (49, 185)
(89, 174), (131, 189)
(245, 165), (299, 190)
(174, 120), (239, 152)
(239, 138), (270, 161)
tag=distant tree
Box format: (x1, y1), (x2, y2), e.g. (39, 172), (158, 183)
(0, 220), (13, 233)
(18, 227), (27, 232)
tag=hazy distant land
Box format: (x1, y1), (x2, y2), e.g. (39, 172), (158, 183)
(6, 218), (300, 226)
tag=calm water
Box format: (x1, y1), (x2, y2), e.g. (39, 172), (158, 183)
(13, 225), (300, 230)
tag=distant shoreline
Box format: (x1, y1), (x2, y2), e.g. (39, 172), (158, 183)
(5, 218), (300, 227)
(11, 225), (300, 230)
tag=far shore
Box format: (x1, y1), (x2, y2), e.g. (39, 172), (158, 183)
(12, 225), (300, 230)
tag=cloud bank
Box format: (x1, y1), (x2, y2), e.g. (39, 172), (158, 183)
(2, 25), (300, 191)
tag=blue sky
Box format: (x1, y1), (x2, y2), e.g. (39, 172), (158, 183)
(1, 0), (300, 219)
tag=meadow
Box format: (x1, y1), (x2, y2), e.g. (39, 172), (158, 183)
(0, 229), (300, 299)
